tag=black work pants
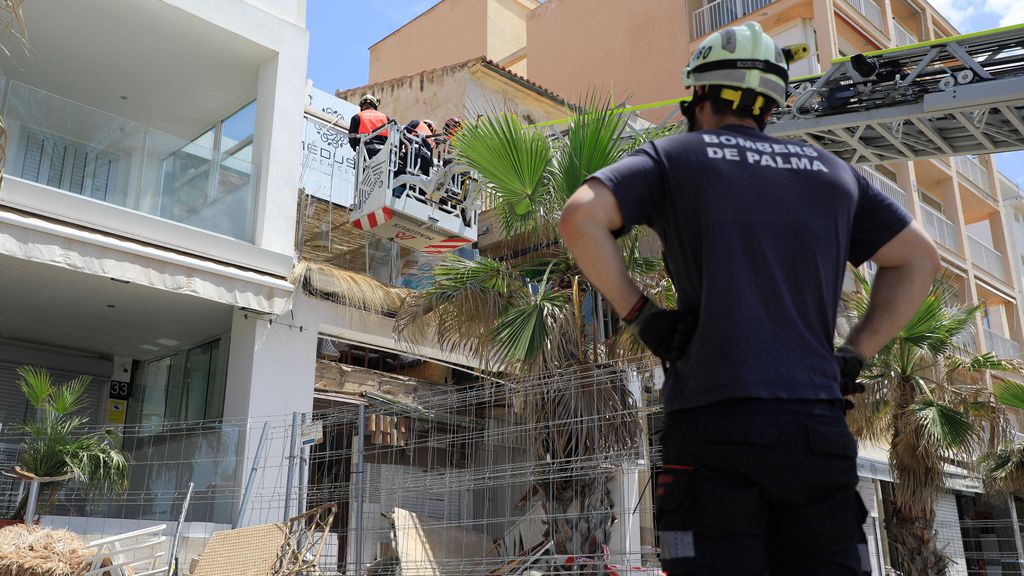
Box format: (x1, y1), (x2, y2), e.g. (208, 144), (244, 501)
(657, 399), (871, 576)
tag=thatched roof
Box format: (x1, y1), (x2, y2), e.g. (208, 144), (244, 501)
(291, 260), (410, 315)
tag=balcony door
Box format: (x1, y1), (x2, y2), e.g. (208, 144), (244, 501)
(19, 129), (117, 201)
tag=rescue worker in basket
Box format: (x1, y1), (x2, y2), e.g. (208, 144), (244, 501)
(347, 94), (391, 158)
(403, 118), (436, 175)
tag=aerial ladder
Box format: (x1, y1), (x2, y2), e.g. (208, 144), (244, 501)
(349, 123), (481, 255)
(767, 23), (1024, 164)
(348, 24), (1024, 253)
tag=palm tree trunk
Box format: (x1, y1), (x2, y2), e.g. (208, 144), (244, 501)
(890, 506), (948, 576)
(546, 474), (614, 575)
(890, 377), (949, 576)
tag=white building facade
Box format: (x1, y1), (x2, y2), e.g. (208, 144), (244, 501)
(0, 0), (313, 536)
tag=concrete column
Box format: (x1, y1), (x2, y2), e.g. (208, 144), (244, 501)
(812, 0), (839, 67)
(923, 7), (936, 40)
(224, 297), (317, 525)
(607, 467), (643, 569)
(252, 48), (308, 256)
(881, 0), (896, 46)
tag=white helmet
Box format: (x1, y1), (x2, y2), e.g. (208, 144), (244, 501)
(682, 21), (789, 115)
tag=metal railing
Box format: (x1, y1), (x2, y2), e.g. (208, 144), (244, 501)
(999, 172), (1020, 202)
(968, 234), (1008, 281)
(984, 326), (1021, 359)
(839, 0), (884, 30)
(692, 0), (777, 38)
(955, 156), (994, 199)
(858, 166), (910, 212)
(893, 19), (919, 46)
(921, 204), (961, 252)
(954, 330), (978, 353)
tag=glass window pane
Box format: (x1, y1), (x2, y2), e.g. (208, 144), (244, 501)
(139, 356), (174, 426)
(220, 101), (256, 154)
(184, 341), (218, 421)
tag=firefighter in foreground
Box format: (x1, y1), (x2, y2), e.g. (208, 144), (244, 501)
(559, 22), (940, 576)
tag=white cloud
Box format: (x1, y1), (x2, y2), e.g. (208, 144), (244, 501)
(983, 0), (1024, 27)
(928, 0), (982, 30)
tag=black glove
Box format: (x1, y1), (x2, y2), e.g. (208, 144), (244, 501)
(835, 344), (866, 396)
(623, 295), (695, 363)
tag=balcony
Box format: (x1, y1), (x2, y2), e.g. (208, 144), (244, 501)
(3, 79), (258, 242)
(984, 326), (1021, 359)
(955, 330), (978, 354)
(692, 0), (777, 39)
(858, 166), (910, 212)
(955, 156), (995, 202)
(839, 0), (884, 30)
(893, 20), (919, 46)
(921, 204), (961, 252)
(968, 234), (1007, 281)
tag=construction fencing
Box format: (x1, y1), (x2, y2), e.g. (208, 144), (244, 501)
(0, 359), (1008, 575)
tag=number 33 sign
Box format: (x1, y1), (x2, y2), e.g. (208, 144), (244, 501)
(109, 380), (131, 400)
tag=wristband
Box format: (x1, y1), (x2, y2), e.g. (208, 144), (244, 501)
(623, 294), (650, 324)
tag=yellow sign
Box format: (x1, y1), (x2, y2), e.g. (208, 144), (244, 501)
(106, 399), (127, 425)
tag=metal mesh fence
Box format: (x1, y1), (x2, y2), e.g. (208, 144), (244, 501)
(1, 358), (1018, 575)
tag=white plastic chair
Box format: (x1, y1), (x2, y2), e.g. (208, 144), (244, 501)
(83, 524), (169, 576)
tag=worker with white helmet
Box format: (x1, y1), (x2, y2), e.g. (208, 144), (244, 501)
(559, 21), (940, 575)
(348, 94), (391, 158)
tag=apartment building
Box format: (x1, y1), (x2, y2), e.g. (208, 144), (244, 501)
(0, 0), (313, 536)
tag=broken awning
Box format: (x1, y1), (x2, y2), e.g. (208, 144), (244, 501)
(0, 208), (293, 314)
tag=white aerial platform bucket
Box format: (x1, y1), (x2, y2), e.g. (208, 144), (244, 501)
(350, 124), (480, 254)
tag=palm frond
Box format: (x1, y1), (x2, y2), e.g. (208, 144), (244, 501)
(993, 380), (1024, 411)
(911, 398), (977, 455)
(454, 113), (552, 236)
(394, 255), (524, 367)
(48, 376), (91, 416)
(980, 444), (1024, 494)
(16, 366), (53, 409)
(620, 229), (664, 280)
(490, 262), (573, 371)
(550, 93), (629, 205)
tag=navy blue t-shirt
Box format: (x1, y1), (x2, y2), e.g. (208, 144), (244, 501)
(590, 124), (911, 410)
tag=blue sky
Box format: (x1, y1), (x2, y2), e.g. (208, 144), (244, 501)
(305, 0), (1024, 188)
(305, 0), (436, 95)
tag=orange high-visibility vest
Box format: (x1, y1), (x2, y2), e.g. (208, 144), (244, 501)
(356, 109), (389, 137)
(412, 121), (433, 149)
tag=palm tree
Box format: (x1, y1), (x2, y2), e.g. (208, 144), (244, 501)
(395, 98), (676, 572)
(843, 273), (1021, 576)
(10, 366), (129, 522)
(978, 379), (1024, 494)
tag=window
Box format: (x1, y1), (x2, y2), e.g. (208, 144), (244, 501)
(132, 338), (227, 426)
(20, 129), (117, 200)
(919, 192), (944, 214)
(157, 101), (257, 240)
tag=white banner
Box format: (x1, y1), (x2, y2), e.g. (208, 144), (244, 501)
(301, 86), (360, 207)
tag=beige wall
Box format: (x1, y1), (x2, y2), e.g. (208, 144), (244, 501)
(338, 60), (565, 130)
(340, 62), (473, 126)
(368, 0), (537, 84)
(526, 0), (690, 111)
(369, 0), (487, 83)
(465, 67), (567, 124)
(487, 0), (534, 63)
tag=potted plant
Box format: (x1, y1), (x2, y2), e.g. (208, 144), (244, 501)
(3, 366), (129, 525)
